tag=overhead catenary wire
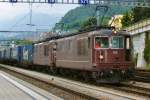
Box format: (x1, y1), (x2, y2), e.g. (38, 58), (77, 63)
(9, 3), (42, 31)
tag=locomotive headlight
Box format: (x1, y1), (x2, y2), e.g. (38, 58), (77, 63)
(99, 55), (104, 59)
(110, 70), (113, 74)
(122, 70), (125, 74)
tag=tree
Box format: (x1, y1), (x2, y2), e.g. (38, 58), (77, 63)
(15, 40), (33, 45)
(121, 11), (133, 27)
(122, 3), (150, 26)
(144, 33), (150, 66)
(80, 17), (97, 29)
(132, 7), (150, 23)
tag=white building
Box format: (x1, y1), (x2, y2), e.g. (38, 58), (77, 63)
(132, 32), (149, 68)
(126, 18), (150, 68)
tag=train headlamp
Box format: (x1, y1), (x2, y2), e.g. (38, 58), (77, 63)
(99, 55), (104, 59)
(110, 70), (113, 74)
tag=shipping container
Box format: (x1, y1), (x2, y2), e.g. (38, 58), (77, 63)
(5, 48), (11, 59)
(22, 45), (33, 64)
(11, 46), (23, 63)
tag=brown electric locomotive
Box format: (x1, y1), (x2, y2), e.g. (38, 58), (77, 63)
(33, 27), (134, 83)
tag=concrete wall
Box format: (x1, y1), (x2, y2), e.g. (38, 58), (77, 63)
(132, 32), (146, 68)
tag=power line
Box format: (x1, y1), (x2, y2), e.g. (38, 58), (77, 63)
(9, 3), (42, 31)
(9, 12), (30, 31)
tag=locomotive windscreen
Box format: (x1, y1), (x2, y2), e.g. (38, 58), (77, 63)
(111, 36), (123, 48)
(95, 37), (109, 48)
(95, 36), (124, 49)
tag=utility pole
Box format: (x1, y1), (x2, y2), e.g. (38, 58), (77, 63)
(26, 3), (35, 26)
(29, 3), (32, 26)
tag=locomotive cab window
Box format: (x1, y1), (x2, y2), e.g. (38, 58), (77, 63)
(95, 37), (109, 48)
(111, 36), (123, 48)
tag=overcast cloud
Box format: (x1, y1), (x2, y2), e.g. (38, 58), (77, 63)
(0, 3), (79, 21)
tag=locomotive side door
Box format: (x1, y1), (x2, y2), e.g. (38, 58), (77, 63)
(49, 42), (56, 66)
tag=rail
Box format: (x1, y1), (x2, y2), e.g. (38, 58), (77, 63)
(0, 64), (147, 100)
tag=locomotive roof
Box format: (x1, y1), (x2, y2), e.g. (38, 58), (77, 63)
(89, 29), (130, 36)
(34, 26), (130, 44)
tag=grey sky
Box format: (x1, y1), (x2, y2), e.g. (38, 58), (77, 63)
(0, 3), (79, 21)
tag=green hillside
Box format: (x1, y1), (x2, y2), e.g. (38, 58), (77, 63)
(54, 5), (131, 32)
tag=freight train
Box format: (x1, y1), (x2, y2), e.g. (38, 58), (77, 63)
(0, 27), (134, 83)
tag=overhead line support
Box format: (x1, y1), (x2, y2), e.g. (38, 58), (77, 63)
(3, 0), (150, 7)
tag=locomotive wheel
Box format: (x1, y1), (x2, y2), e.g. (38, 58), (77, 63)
(82, 71), (91, 82)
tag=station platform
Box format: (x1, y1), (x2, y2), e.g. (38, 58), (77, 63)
(0, 71), (62, 100)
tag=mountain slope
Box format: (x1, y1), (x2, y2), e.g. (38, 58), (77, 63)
(0, 13), (62, 40)
(55, 5), (131, 31)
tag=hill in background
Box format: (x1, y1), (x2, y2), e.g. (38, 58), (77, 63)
(54, 5), (131, 32)
(0, 13), (62, 40)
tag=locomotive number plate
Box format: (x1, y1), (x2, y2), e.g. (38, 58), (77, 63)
(113, 51), (118, 54)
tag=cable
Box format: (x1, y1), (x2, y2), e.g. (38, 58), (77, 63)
(9, 3), (42, 31)
(9, 12), (30, 31)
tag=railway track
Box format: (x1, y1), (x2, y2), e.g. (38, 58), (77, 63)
(0, 68), (93, 100)
(0, 64), (150, 100)
(110, 82), (150, 98)
(89, 80), (150, 99)
(133, 69), (150, 83)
